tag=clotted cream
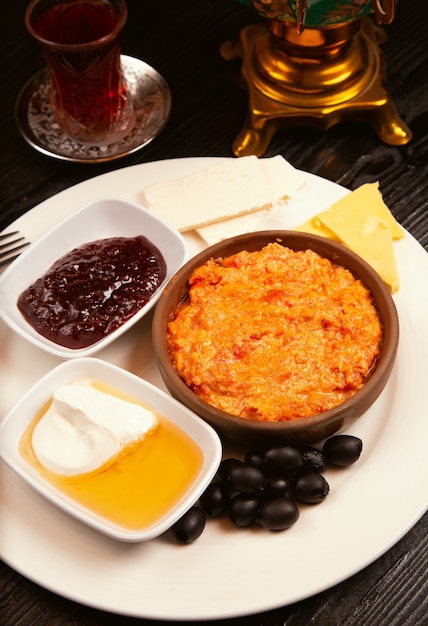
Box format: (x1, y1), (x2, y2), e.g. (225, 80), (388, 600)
(32, 380), (159, 476)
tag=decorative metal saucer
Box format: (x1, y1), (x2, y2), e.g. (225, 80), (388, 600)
(15, 55), (171, 163)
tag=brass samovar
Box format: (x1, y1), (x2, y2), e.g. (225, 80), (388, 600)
(222, 0), (411, 156)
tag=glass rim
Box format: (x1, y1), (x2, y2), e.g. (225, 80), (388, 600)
(25, 0), (128, 51)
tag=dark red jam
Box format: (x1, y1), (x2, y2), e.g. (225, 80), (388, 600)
(17, 236), (166, 349)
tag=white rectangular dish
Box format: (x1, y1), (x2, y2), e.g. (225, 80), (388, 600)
(0, 357), (222, 542)
(0, 198), (187, 358)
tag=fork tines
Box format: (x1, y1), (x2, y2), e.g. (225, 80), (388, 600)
(0, 231), (30, 268)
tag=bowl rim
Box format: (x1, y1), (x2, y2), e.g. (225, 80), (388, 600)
(153, 230), (399, 435)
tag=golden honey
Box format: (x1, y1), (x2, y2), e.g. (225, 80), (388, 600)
(19, 382), (204, 530)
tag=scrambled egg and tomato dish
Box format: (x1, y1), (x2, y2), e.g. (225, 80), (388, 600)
(168, 243), (383, 422)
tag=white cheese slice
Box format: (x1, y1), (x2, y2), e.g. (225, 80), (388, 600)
(143, 156), (270, 232)
(259, 155), (305, 199)
(143, 156), (305, 233)
(194, 156), (306, 244)
(196, 210), (270, 246)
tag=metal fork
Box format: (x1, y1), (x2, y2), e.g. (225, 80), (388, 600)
(0, 231), (31, 268)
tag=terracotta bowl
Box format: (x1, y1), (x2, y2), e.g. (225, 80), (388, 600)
(152, 231), (399, 447)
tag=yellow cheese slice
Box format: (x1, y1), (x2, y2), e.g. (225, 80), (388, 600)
(294, 216), (340, 241)
(317, 182), (404, 240)
(320, 211), (400, 293)
(294, 182), (402, 293)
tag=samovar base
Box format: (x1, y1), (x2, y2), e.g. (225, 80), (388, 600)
(221, 18), (412, 157)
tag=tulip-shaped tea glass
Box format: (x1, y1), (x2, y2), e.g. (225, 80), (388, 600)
(25, 0), (135, 145)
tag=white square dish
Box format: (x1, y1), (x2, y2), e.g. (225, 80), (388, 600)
(0, 358), (222, 542)
(0, 198), (188, 358)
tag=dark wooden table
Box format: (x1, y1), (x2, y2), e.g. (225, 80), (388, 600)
(1, 1), (427, 624)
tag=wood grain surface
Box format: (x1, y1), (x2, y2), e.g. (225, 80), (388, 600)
(0, 1), (427, 624)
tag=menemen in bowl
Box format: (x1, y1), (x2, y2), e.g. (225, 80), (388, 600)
(167, 242), (383, 422)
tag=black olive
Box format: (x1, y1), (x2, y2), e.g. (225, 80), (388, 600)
(245, 448), (267, 470)
(263, 474), (292, 499)
(229, 494), (261, 527)
(228, 463), (265, 494)
(258, 498), (300, 531)
(323, 435), (363, 467)
(264, 446), (303, 473)
(293, 472), (330, 504)
(171, 506), (206, 544)
(299, 445), (327, 473)
(199, 482), (229, 518)
(217, 457), (243, 482)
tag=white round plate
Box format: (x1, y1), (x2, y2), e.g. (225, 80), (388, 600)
(1, 158), (427, 621)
